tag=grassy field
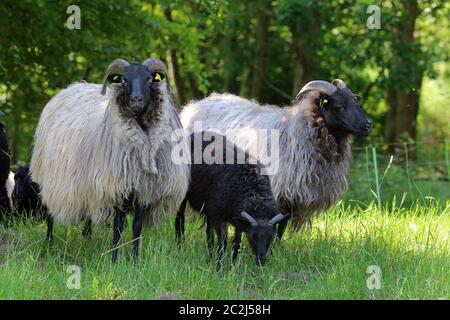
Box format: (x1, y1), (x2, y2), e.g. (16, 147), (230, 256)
(0, 199), (448, 300)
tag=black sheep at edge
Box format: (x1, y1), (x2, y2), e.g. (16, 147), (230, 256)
(13, 164), (47, 219)
(0, 122), (11, 217)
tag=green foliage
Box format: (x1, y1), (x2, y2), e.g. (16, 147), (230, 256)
(0, 0), (448, 161)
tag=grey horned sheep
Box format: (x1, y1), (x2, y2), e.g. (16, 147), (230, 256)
(180, 79), (371, 235)
(30, 58), (190, 262)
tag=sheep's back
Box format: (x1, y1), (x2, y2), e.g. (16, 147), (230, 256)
(181, 94), (287, 174)
(181, 93), (288, 133)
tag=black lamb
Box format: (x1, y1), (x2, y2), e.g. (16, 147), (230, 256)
(12, 164), (47, 219)
(0, 121), (11, 217)
(176, 131), (286, 267)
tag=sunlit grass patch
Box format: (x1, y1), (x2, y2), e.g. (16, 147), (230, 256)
(0, 201), (448, 299)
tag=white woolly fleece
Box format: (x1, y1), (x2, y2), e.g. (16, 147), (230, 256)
(31, 82), (190, 225)
(6, 171), (14, 207)
(181, 93), (352, 228)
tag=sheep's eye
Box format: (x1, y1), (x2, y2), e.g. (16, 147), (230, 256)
(151, 72), (165, 82)
(110, 74), (122, 83)
(320, 98), (328, 108)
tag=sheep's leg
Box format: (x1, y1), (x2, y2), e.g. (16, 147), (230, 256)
(206, 218), (214, 258)
(216, 223), (227, 271)
(232, 230), (242, 264)
(277, 215), (290, 240)
(82, 219), (92, 238)
(131, 205), (143, 262)
(112, 209), (125, 264)
(175, 198), (187, 246)
(46, 215), (54, 243)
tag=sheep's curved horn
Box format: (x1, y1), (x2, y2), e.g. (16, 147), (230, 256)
(297, 80), (338, 99)
(267, 214), (286, 226)
(241, 211), (257, 227)
(101, 59), (130, 95)
(332, 79), (347, 89)
(142, 58), (168, 73)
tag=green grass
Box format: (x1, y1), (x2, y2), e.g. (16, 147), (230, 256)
(0, 200), (448, 300)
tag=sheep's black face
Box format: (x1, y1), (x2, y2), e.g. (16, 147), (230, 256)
(102, 58), (168, 122)
(116, 64), (153, 117)
(113, 64), (166, 119)
(320, 88), (372, 136)
(247, 223), (277, 266)
(14, 176), (31, 205)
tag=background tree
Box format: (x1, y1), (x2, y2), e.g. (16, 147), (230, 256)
(0, 0), (448, 162)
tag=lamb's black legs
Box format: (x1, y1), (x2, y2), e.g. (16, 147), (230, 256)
(232, 230), (242, 264)
(46, 215), (54, 243)
(46, 216), (92, 244)
(82, 219), (92, 237)
(206, 218), (214, 258)
(277, 215), (290, 240)
(112, 209), (125, 263)
(132, 205), (143, 262)
(175, 198), (187, 246)
(216, 223), (227, 271)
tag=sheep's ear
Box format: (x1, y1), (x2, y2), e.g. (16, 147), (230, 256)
(354, 94), (363, 103)
(295, 91), (304, 101)
(151, 72), (164, 82)
(101, 74), (122, 95)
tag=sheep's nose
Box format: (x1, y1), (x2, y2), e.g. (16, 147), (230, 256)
(364, 121), (372, 130)
(131, 95), (143, 103)
(256, 256), (267, 266)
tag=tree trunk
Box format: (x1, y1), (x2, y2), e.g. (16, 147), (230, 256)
(10, 103), (20, 163)
(164, 6), (185, 106)
(384, 88), (398, 144)
(82, 65), (92, 81)
(291, 28), (305, 97)
(290, 7), (320, 95)
(291, 26), (317, 95)
(385, 0), (422, 156)
(239, 68), (252, 98)
(187, 73), (202, 99)
(166, 51), (184, 106)
(223, 10), (238, 93)
(395, 85), (420, 142)
(393, 0), (420, 144)
(250, 0), (272, 101)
